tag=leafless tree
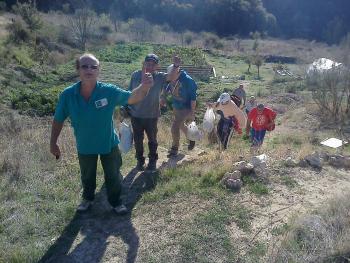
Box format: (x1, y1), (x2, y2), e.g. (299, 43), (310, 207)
(68, 8), (96, 50)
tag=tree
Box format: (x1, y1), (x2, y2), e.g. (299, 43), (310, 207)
(244, 54), (252, 74)
(110, 0), (121, 32)
(12, 0), (42, 32)
(252, 53), (264, 79)
(68, 8), (96, 50)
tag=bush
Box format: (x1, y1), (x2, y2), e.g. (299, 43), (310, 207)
(12, 0), (42, 32)
(306, 66), (350, 123)
(11, 86), (63, 116)
(183, 31), (193, 45)
(9, 46), (35, 68)
(274, 194), (350, 262)
(154, 45), (207, 66)
(96, 43), (147, 63)
(57, 25), (76, 47)
(6, 19), (30, 43)
(202, 32), (224, 49)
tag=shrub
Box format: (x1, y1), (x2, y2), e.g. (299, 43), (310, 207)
(0, 2), (6, 11)
(183, 31), (193, 45)
(202, 32), (224, 49)
(96, 43), (147, 63)
(6, 19), (30, 44)
(12, 0), (42, 32)
(274, 194), (350, 262)
(11, 86), (63, 116)
(306, 66), (350, 123)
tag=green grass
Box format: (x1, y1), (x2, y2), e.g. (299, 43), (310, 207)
(140, 166), (226, 204)
(232, 204), (252, 232)
(271, 223), (290, 236)
(280, 175), (298, 188)
(178, 204), (237, 263)
(241, 175), (269, 196)
(96, 43), (150, 63)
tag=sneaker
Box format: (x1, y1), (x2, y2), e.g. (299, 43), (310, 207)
(188, 140), (196, 150)
(113, 204), (128, 215)
(77, 200), (93, 212)
(136, 160), (145, 171)
(146, 160), (157, 171)
(167, 147), (178, 157)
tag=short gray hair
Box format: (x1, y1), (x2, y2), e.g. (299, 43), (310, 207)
(75, 53), (100, 70)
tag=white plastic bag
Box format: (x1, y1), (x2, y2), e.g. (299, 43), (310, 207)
(186, 121), (203, 141)
(202, 107), (215, 133)
(118, 121), (133, 153)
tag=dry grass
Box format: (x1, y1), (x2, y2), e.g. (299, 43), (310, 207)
(273, 193), (350, 263)
(0, 109), (84, 262)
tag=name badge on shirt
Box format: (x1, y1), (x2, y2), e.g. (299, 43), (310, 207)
(95, 98), (108, 108)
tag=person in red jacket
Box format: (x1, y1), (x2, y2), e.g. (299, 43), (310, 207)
(246, 103), (276, 147)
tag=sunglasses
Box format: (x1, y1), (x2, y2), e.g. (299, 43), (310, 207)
(80, 64), (98, 70)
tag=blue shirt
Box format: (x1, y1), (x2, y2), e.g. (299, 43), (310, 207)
(54, 81), (131, 154)
(170, 70), (197, 110)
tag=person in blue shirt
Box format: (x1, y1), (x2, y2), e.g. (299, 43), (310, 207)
(166, 65), (198, 157)
(50, 53), (153, 214)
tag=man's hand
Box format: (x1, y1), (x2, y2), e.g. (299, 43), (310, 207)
(128, 69), (154, 105)
(140, 67), (154, 92)
(50, 143), (61, 159)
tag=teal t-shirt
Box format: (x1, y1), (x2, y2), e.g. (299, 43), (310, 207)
(54, 81), (131, 154)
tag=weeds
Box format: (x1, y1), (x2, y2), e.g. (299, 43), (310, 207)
(280, 176), (298, 188)
(241, 175), (269, 196)
(232, 204), (252, 232)
(274, 193), (350, 262)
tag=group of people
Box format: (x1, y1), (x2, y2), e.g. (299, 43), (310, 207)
(49, 53), (276, 215)
(49, 53), (197, 214)
(207, 83), (276, 150)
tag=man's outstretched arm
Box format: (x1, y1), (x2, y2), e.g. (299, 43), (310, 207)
(50, 120), (64, 159)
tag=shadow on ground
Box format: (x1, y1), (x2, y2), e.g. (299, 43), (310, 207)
(38, 167), (159, 263)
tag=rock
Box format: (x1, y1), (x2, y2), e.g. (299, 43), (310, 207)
(221, 171), (243, 192)
(304, 153), (322, 169)
(344, 157), (350, 169)
(298, 159), (309, 168)
(222, 171), (241, 181)
(328, 155), (350, 169)
(251, 154), (268, 168)
(284, 157), (298, 167)
(328, 156), (344, 168)
(224, 178), (242, 192)
(233, 161), (255, 175)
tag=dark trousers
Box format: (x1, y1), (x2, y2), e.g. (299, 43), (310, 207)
(78, 146), (123, 207)
(131, 117), (158, 163)
(217, 117), (234, 149)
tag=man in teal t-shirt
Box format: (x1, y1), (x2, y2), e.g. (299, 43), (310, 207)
(50, 53), (153, 214)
